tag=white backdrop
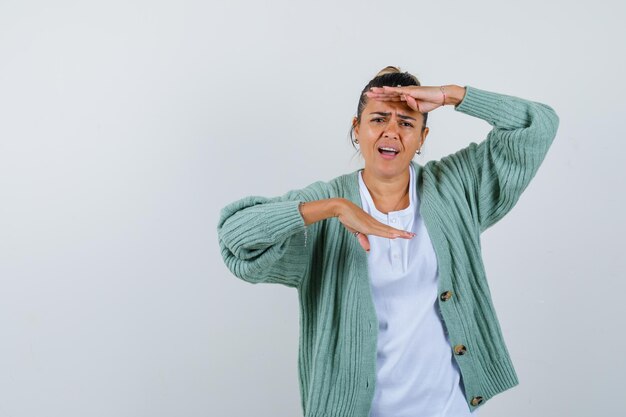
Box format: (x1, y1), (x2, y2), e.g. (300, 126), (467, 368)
(1, 1), (624, 416)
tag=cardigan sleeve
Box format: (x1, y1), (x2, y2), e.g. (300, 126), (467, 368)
(217, 181), (326, 288)
(438, 86), (560, 233)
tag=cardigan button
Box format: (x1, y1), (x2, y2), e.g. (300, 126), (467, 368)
(453, 344), (467, 355)
(470, 396), (484, 406)
(440, 291), (453, 301)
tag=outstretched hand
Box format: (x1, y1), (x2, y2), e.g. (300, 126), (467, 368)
(366, 85), (448, 113)
(336, 200), (415, 252)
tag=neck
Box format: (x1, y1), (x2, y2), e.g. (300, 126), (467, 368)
(361, 167), (410, 214)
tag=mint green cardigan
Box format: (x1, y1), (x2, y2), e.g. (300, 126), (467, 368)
(217, 86), (559, 416)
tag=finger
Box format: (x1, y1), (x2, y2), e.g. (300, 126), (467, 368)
(405, 95), (421, 112)
(357, 233), (370, 252)
(374, 86), (407, 94)
(385, 225), (416, 239)
(370, 86), (400, 93)
(368, 88), (403, 97)
(367, 89), (401, 96)
(370, 223), (415, 239)
(366, 91), (403, 100)
(386, 230), (416, 239)
(366, 95), (404, 102)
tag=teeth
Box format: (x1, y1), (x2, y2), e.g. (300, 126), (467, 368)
(380, 147), (398, 152)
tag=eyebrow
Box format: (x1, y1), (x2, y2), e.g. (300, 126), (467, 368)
(368, 111), (417, 121)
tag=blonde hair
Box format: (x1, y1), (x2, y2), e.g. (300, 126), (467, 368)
(375, 65), (403, 77)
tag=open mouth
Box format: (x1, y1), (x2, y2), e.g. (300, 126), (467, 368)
(378, 146), (400, 157)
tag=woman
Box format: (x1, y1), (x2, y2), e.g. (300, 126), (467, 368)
(217, 67), (559, 417)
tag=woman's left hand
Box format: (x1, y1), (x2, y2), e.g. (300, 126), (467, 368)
(366, 85), (456, 113)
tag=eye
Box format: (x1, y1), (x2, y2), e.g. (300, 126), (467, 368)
(371, 117), (385, 123)
(400, 121), (414, 128)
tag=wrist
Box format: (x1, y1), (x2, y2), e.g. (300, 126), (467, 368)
(330, 198), (348, 218)
(300, 198), (347, 226)
(442, 85), (466, 106)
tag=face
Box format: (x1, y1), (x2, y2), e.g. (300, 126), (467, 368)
(353, 97), (429, 179)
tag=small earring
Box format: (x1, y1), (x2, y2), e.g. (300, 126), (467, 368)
(416, 148), (421, 155)
(354, 138), (359, 144)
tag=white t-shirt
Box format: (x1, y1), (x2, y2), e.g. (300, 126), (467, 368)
(358, 165), (478, 417)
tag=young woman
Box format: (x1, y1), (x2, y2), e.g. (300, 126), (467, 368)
(217, 66), (560, 417)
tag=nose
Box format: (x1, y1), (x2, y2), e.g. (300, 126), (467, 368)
(383, 117), (400, 139)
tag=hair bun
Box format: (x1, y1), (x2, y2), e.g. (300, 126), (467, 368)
(375, 66), (402, 77)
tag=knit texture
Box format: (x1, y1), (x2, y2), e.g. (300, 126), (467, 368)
(217, 86), (560, 416)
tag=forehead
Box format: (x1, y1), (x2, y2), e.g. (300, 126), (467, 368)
(363, 98), (421, 118)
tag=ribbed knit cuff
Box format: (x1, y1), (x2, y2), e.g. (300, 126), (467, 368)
(264, 200), (307, 244)
(218, 197), (310, 286)
(454, 85), (532, 130)
(218, 197), (308, 261)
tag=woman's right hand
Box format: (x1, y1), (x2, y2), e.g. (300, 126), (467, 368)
(298, 198), (415, 252)
(366, 85), (466, 113)
(335, 199), (415, 252)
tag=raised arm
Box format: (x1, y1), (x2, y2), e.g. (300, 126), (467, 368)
(368, 84), (560, 232)
(444, 86), (560, 232)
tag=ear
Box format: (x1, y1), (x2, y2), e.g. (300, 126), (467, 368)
(352, 117), (359, 135)
(420, 127), (430, 147)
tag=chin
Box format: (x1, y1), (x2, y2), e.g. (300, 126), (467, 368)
(367, 161), (410, 178)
